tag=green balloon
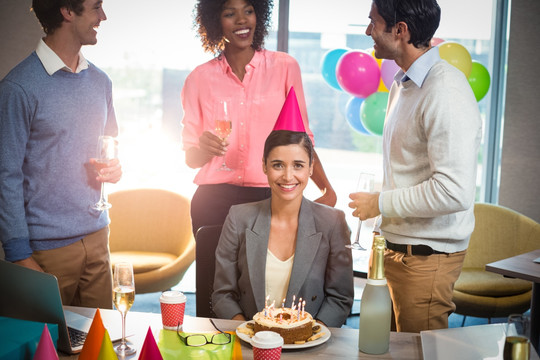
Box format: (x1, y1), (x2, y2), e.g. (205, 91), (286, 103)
(360, 92), (389, 136)
(468, 61), (491, 101)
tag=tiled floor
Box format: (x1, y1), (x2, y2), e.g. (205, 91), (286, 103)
(131, 263), (511, 329)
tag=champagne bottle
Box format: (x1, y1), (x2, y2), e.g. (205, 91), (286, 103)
(358, 235), (392, 354)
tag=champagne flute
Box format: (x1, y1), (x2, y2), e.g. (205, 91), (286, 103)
(214, 99), (232, 171)
(113, 262), (136, 356)
(504, 314), (531, 360)
(92, 135), (118, 211)
(347, 173), (375, 250)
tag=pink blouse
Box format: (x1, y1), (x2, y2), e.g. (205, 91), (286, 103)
(181, 50), (314, 187)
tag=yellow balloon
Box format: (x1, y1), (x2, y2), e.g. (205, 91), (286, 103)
(370, 49), (383, 68)
(438, 42), (472, 78)
(378, 77), (388, 92)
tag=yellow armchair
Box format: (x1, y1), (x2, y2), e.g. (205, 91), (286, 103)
(108, 189), (195, 294)
(453, 203), (540, 323)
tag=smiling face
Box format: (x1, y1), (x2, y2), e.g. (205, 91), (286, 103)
(220, 0), (256, 52)
(365, 2), (396, 60)
(72, 0), (107, 46)
(263, 144), (313, 204)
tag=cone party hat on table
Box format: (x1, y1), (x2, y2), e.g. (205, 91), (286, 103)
(79, 309), (106, 360)
(33, 324), (59, 360)
(139, 327), (163, 360)
(97, 330), (118, 360)
(272, 87), (306, 132)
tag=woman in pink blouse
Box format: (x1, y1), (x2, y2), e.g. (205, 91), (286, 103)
(182, 0), (337, 235)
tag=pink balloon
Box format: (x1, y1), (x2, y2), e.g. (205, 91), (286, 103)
(431, 37), (445, 46)
(380, 59), (401, 90)
(336, 50), (380, 98)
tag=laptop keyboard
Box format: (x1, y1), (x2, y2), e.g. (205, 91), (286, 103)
(68, 326), (88, 347)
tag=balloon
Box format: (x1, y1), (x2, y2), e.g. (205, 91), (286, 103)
(431, 37), (445, 46)
(377, 78), (388, 93)
(345, 97), (371, 135)
(360, 92), (389, 136)
(369, 49), (388, 92)
(468, 61), (491, 101)
(336, 50), (381, 98)
(380, 59), (401, 90)
(370, 49), (383, 67)
(438, 42), (472, 78)
(320, 48), (348, 91)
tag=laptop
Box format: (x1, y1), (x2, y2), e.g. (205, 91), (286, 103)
(0, 260), (123, 354)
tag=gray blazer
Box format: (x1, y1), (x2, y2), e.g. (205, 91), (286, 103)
(212, 197), (354, 327)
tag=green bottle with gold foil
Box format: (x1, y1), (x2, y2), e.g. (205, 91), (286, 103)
(358, 235), (391, 354)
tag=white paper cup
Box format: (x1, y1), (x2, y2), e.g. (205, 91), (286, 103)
(251, 331), (284, 360)
(159, 290), (187, 330)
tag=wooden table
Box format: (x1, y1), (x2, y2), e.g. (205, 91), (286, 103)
(486, 248), (540, 352)
(60, 306), (422, 359)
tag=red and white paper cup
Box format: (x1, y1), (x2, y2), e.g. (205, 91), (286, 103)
(251, 331), (284, 360)
(159, 290), (187, 330)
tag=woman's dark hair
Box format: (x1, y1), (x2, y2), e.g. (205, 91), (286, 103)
(195, 0), (273, 54)
(373, 0), (440, 48)
(32, 0), (85, 35)
(263, 130), (314, 166)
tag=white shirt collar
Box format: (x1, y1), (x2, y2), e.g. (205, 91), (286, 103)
(394, 46), (441, 88)
(36, 38), (89, 75)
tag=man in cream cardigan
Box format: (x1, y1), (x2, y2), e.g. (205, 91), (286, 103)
(349, 0), (482, 333)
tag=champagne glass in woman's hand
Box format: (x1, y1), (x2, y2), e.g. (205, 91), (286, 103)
(346, 173), (375, 250)
(214, 100), (232, 171)
(113, 262), (136, 356)
(92, 135), (118, 211)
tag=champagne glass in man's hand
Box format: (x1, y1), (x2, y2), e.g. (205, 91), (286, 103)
(346, 173), (375, 250)
(113, 262), (136, 356)
(91, 135), (118, 211)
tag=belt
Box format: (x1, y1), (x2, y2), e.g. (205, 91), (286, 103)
(385, 240), (447, 256)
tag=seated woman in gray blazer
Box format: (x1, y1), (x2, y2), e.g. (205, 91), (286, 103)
(212, 130), (354, 327)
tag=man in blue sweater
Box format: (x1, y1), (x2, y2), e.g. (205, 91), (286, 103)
(0, 0), (122, 309)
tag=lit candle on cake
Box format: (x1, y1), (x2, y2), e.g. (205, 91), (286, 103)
(291, 295), (295, 308)
(281, 298), (285, 308)
(302, 300), (306, 317)
(270, 300), (275, 318)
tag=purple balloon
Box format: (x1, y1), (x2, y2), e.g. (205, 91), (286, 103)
(381, 59), (401, 90)
(336, 51), (380, 99)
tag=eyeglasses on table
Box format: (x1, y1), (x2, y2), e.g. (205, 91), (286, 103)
(177, 318), (231, 347)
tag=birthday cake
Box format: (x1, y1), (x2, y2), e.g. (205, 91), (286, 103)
(252, 307), (314, 344)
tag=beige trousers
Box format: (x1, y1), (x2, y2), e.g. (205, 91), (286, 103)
(384, 247), (466, 333)
(32, 226), (113, 309)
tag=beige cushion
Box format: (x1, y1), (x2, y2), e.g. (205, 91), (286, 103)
(452, 203), (540, 319)
(455, 268), (532, 297)
(108, 189), (196, 294)
(110, 251), (177, 274)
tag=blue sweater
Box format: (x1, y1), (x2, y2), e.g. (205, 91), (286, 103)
(0, 52), (118, 262)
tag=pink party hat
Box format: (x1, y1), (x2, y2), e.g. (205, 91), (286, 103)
(139, 327), (163, 360)
(33, 324), (59, 360)
(97, 330), (118, 360)
(272, 87), (306, 132)
(79, 309), (106, 360)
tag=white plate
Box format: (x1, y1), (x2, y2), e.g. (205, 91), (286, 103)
(235, 321), (331, 349)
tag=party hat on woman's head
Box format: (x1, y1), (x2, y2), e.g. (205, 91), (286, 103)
(272, 87), (306, 132)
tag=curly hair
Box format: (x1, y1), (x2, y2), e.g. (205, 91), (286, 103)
(32, 0), (85, 35)
(194, 0), (273, 55)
